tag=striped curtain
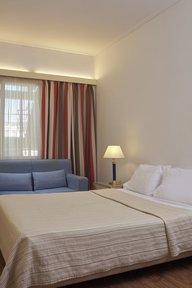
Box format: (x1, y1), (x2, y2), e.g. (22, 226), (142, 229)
(41, 80), (96, 188)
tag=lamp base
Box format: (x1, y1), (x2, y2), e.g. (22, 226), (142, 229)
(109, 180), (123, 188)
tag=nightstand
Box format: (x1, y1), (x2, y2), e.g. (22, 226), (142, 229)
(93, 182), (123, 190)
(93, 182), (111, 190)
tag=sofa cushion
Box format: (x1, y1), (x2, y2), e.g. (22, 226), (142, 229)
(31, 160), (72, 174)
(0, 191), (35, 195)
(0, 173), (33, 191)
(35, 187), (76, 193)
(32, 169), (66, 191)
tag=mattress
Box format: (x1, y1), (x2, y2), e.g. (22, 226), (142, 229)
(0, 188), (192, 288)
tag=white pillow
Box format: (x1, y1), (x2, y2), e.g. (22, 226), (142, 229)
(123, 164), (163, 196)
(154, 167), (192, 205)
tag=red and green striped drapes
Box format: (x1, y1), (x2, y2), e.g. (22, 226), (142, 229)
(41, 80), (96, 188)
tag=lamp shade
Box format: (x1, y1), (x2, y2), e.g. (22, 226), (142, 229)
(103, 145), (124, 159)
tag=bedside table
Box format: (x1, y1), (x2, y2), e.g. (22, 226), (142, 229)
(93, 182), (111, 190)
(93, 182), (123, 190)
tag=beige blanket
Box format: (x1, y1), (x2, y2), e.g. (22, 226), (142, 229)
(0, 189), (192, 288)
(94, 189), (192, 257)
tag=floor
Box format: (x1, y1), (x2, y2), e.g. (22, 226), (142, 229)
(66, 257), (192, 288)
(1, 254), (192, 287)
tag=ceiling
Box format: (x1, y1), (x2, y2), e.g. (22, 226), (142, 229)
(0, 0), (180, 56)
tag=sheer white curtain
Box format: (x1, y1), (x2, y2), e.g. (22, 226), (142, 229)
(0, 77), (42, 159)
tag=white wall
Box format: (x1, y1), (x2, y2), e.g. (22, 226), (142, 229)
(95, 0), (192, 183)
(0, 42), (94, 79)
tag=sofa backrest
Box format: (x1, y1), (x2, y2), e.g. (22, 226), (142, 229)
(0, 159), (72, 174)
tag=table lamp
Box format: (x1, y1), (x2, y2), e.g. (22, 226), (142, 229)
(103, 145), (124, 187)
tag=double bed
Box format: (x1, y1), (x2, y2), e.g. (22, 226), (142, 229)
(1, 188), (192, 288)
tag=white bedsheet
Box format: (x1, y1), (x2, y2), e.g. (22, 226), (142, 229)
(121, 188), (192, 209)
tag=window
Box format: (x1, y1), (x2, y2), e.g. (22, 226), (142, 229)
(0, 77), (42, 159)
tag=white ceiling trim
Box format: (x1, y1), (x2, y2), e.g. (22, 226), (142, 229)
(0, 69), (97, 85)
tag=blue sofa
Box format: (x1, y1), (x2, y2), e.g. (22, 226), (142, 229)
(0, 159), (88, 195)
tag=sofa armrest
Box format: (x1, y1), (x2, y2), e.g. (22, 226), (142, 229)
(66, 174), (88, 191)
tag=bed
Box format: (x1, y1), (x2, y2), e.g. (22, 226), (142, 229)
(1, 186), (192, 288)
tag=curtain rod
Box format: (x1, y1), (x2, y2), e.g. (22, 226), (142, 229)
(0, 69), (97, 85)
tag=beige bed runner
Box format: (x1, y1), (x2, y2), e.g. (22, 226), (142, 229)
(0, 189), (191, 288)
(94, 189), (192, 257)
